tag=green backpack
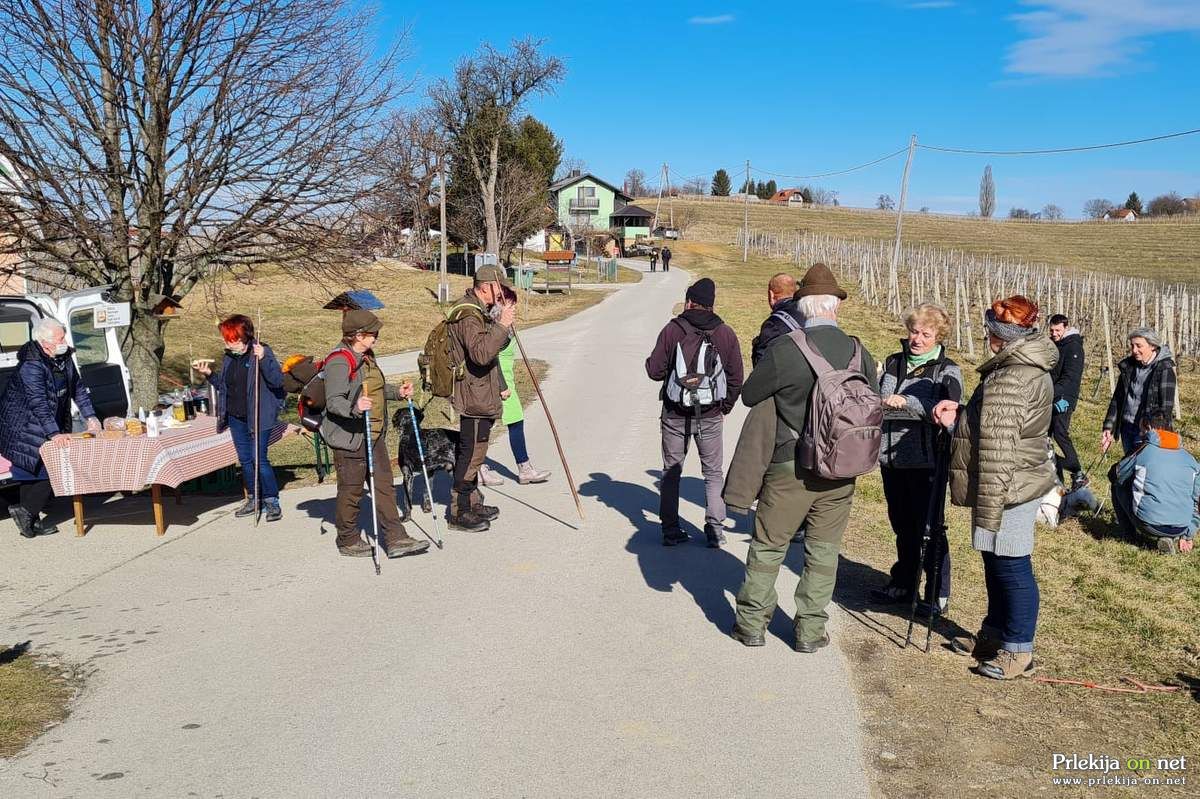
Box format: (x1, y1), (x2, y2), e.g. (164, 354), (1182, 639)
(419, 303), (486, 398)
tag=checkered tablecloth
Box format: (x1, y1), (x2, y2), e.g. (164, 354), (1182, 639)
(40, 416), (293, 495)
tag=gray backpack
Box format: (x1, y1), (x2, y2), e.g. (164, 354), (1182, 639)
(789, 330), (882, 479)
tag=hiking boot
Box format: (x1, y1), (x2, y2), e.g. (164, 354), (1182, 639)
(478, 465), (505, 487)
(730, 625), (765, 647)
(448, 508), (490, 532)
(705, 524), (726, 548)
(264, 499), (282, 523)
(33, 515), (60, 536)
(385, 534), (431, 558)
(338, 540), (374, 558)
(662, 526), (688, 546)
(473, 503), (500, 521)
(794, 631), (830, 654)
(950, 628), (1002, 661)
(517, 461), (551, 484)
(1157, 536), (1181, 555)
(233, 498), (256, 517)
(10, 506), (37, 538)
(977, 650), (1037, 680)
(869, 583), (913, 605)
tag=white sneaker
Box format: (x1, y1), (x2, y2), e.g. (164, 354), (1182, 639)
(478, 464), (505, 487)
(517, 461), (551, 484)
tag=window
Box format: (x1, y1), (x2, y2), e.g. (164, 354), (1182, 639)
(69, 309), (108, 366)
(578, 186), (595, 198)
(0, 302), (35, 355)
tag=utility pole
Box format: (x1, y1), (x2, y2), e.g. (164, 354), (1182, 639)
(438, 151), (449, 303)
(652, 162), (666, 232)
(666, 164), (674, 229)
(742, 159), (750, 262)
(888, 135), (917, 314)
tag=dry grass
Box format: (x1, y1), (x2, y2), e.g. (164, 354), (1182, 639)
(671, 239), (1200, 798)
(648, 197), (1200, 285)
(0, 643), (74, 758)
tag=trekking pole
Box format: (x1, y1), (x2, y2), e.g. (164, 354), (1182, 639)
(906, 431), (951, 652)
(406, 399), (445, 550)
(363, 408), (381, 576)
(253, 332), (261, 527)
(511, 325), (584, 521)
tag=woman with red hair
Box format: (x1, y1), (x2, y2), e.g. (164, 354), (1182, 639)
(195, 314), (286, 521)
(933, 295), (1058, 680)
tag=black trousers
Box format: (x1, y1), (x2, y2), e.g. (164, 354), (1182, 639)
(454, 416), (493, 512)
(2, 480), (54, 517)
(881, 467), (951, 600)
(1051, 410), (1081, 479)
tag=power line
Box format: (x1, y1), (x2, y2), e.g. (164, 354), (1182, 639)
(918, 127), (1200, 156)
(750, 147), (909, 180)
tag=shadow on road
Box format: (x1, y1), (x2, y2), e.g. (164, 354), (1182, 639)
(579, 470), (797, 644)
(834, 556), (972, 650)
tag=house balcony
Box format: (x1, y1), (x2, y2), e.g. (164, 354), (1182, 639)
(568, 198), (600, 211)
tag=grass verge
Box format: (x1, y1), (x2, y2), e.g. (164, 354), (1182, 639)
(672, 239), (1200, 798)
(0, 643), (75, 758)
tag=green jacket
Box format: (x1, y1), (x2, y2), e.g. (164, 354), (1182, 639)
(319, 348), (401, 452)
(722, 397), (778, 511)
(499, 339), (522, 425)
(949, 332), (1058, 532)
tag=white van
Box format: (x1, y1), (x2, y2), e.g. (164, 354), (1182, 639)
(0, 286), (133, 486)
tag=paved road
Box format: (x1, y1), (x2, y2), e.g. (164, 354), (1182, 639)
(0, 259), (871, 798)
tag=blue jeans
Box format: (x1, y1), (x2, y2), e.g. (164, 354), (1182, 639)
(1119, 421), (1143, 456)
(508, 420), (529, 464)
(228, 416), (279, 501)
(980, 551), (1039, 653)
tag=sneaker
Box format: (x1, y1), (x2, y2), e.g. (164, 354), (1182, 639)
(662, 526), (688, 546)
(517, 461), (551, 484)
(233, 498), (256, 517)
(448, 509), (490, 532)
(1156, 536), (1180, 555)
(977, 650), (1037, 680)
(705, 524), (726, 548)
(338, 540), (374, 558)
(869, 583), (913, 605)
(264, 500), (282, 523)
(950, 628), (1002, 661)
(385, 535), (431, 558)
(478, 465), (505, 487)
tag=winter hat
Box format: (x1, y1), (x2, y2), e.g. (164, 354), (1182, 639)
(795, 262), (847, 300)
(342, 309), (383, 335)
(686, 278), (716, 308)
(1127, 327), (1162, 348)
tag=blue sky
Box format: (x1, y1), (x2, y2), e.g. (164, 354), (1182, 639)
(374, 1), (1200, 217)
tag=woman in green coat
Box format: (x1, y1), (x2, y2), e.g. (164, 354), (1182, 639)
(479, 321), (551, 487)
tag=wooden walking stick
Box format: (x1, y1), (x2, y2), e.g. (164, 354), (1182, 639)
(511, 325), (584, 521)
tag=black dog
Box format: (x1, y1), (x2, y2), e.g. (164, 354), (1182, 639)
(392, 405), (457, 518)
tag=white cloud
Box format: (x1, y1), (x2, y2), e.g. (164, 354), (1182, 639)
(688, 14), (735, 25)
(1006, 1), (1200, 77)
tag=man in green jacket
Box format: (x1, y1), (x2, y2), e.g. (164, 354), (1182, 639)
(730, 263), (879, 653)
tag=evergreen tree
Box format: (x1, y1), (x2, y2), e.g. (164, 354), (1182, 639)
(1124, 192), (1143, 215)
(711, 169), (732, 196)
(979, 164), (995, 218)
(765, 179), (777, 196)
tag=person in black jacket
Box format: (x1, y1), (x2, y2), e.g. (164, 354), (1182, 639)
(750, 272), (804, 366)
(1102, 327), (1177, 455)
(1048, 314), (1086, 488)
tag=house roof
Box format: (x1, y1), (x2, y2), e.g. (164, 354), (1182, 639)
(610, 204), (653, 219)
(1105, 208), (1136, 218)
(550, 171), (633, 202)
(770, 189), (803, 201)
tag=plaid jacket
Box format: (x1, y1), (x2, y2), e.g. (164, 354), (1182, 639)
(1104, 352), (1177, 431)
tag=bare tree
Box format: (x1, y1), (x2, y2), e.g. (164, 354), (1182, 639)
(556, 156), (587, 181)
(624, 168), (648, 197)
(1083, 198), (1115, 219)
(430, 39), (563, 258)
(979, 165), (996, 218)
(1041, 203), (1064, 221)
(0, 0), (406, 407)
(876, 194), (895, 211)
(361, 110), (443, 260)
(682, 176), (708, 196)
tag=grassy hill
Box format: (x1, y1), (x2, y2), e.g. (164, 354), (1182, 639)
(643, 196), (1200, 285)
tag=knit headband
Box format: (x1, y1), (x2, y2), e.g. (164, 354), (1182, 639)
(984, 309), (1036, 342)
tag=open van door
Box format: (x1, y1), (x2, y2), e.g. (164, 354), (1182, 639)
(56, 287), (132, 421)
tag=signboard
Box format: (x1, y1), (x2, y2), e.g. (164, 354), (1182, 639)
(93, 302), (131, 329)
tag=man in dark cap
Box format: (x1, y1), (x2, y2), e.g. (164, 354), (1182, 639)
(445, 264), (516, 531)
(320, 309), (431, 559)
(730, 263), (878, 652)
(645, 277), (744, 547)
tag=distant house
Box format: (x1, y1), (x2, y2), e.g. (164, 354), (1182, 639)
(609, 204), (654, 254)
(550, 170), (633, 231)
(769, 188), (805, 206)
(1104, 208), (1137, 221)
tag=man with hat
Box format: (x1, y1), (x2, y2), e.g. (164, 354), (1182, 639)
(445, 264), (516, 531)
(321, 309), (431, 558)
(645, 277), (744, 547)
(730, 263), (879, 652)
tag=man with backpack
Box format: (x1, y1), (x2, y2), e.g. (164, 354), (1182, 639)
(660, 246), (672, 272)
(750, 272), (804, 366)
(645, 277), (744, 547)
(730, 263), (880, 652)
(444, 264), (516, 531)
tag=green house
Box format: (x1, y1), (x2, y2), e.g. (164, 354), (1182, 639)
(549, 170), (651, 253)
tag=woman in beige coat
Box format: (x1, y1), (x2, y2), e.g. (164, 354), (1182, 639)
(933, 296), (1058, 680)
